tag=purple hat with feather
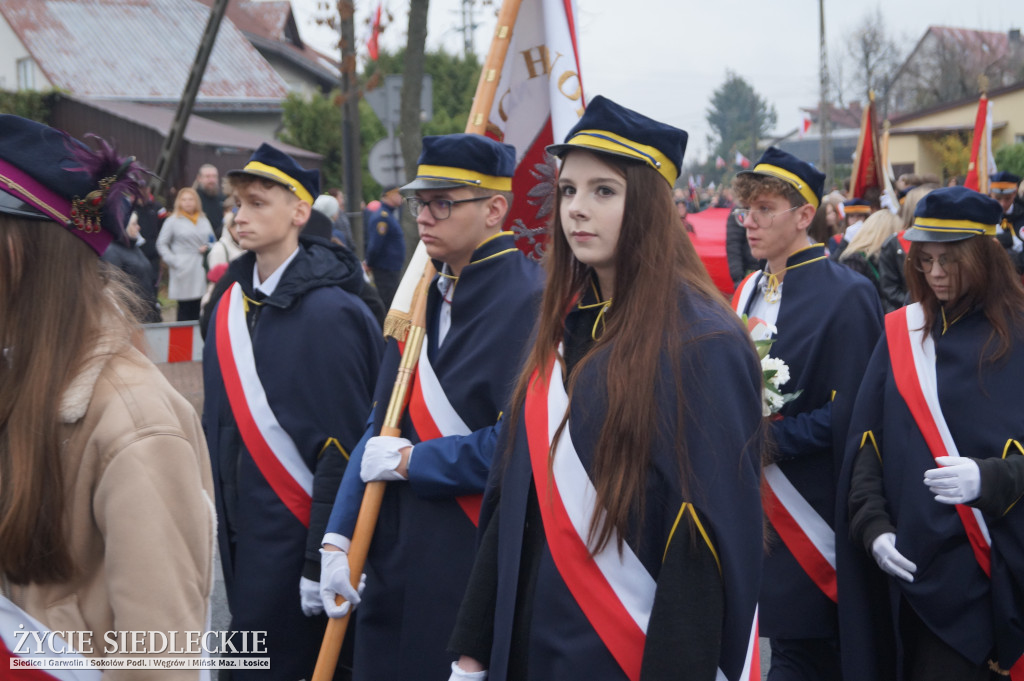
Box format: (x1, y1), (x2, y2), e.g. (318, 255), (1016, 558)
(0, 115), (144, 255)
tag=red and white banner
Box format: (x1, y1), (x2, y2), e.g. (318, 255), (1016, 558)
(885, 303), (992, 576)
(484, 0), (585, 260)
(964, 95), (996, 194)
(1, 595), (100, 681)
(406, 341), (483, 525)
(215, 283), (313, 527)
(143, 321), (202, 364)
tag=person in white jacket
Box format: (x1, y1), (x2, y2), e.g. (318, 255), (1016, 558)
(157, 186), (215, 321)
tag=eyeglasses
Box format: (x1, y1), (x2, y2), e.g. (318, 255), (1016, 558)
(732, 205), (800, 228)
(913, 254), (958, 273)
(405, 195), (494, 220)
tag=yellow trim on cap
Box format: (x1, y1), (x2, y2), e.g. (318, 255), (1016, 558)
(563, 129), (678, 186)
(990, 182), (1018, 191)
(751, 163), (820, 208)
(844, 205), (871, 215)
(913, 216), (996, 236)
(416, 164), (512, 191)
(242, 161), (314, 205)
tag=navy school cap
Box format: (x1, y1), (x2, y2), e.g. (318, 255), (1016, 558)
(227, 143), (320, 204)
(546, 95), (687, 187)
(905, 186), (1002, 242)
(989, 171), (1021, 195)
(738, 146), (825, 209)
(401, 134), (516, 193)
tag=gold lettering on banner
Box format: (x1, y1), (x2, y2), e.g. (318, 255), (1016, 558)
(496, 87), (512, 124)
(521, 46), (562, 80)
(557, 70), (581, 101)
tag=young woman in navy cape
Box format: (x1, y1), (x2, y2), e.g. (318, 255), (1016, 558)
(844, 186), (1024, 680)
(447, 97), (766, 681)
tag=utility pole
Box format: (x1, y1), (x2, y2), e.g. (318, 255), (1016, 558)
(338, 1), (364, 257)
(818, 0), (834, 187)
(459, 0), (476, 59)
(151, 0), (229, 198)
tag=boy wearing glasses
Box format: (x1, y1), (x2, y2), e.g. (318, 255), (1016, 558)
(320, 134), (543, 681)
(730, 147), (883, 681)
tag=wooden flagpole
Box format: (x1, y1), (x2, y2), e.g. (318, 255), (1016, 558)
(465, 0), (525, 136)
(311, 2), (525, 678)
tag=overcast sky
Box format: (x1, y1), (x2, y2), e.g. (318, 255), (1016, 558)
(287, 0), (1021, 163)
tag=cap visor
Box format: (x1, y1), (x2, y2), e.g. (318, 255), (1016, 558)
(0, 188), (53, 221)
(903, 227), (978, 243)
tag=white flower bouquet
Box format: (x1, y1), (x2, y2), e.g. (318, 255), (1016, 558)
(745, 318), (802, 417)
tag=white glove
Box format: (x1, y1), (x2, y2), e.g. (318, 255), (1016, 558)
(923, 456), (981, 505)
(299, 577), (323, 617)
(319, 548), (366, 618)
(448, 661), (488, 681)
(360, 435), (412, 482)
(871, 532), (917, 582)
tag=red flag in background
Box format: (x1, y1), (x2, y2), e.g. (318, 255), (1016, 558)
(964, 94), (995, 193)
(367, 3), (382, 61)
(479, 0), (585, 260)
(716, 156), (726, 169)
(734, 150), (750, 169)
(850, 95), (882, 198)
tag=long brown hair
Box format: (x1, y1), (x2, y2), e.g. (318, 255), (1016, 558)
(905, 236), (1024, 362)
(506, 152), (738, 554)
(0, 218), (138, 584)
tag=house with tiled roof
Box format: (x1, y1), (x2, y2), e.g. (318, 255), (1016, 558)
(0, 0), (299, 136)
(0, 0), (332, 189)
(888, 26), (1024, 115)
(196, 0), (340, 95)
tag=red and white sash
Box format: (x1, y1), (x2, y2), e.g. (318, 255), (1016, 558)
(524, 356), (759, 681)
(731, 271), (760, 314)
(885, 303), (992, 576)
(762, 465), (837, 601)
(406, 341), (483, 525)
(216, 283), (313, 527)
(0, 595), (100, 681)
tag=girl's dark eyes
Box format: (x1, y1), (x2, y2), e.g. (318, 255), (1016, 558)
(559, 185), (576, 197)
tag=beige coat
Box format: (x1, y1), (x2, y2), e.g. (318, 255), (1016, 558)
(5, 334), (216, 680)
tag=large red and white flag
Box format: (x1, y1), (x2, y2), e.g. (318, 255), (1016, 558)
(482, 0), (585, 260)
(964, 95), (996, 194)
(734, 150), (750, 169)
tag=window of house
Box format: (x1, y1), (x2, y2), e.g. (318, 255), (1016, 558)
(16, 58), (34, 90)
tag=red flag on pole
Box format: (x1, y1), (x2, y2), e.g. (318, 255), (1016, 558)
(964, 94), (993, 193)
(850, 95), (883, 199)
(367, 3), (382, 62)
(477, 0), (585, 259)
